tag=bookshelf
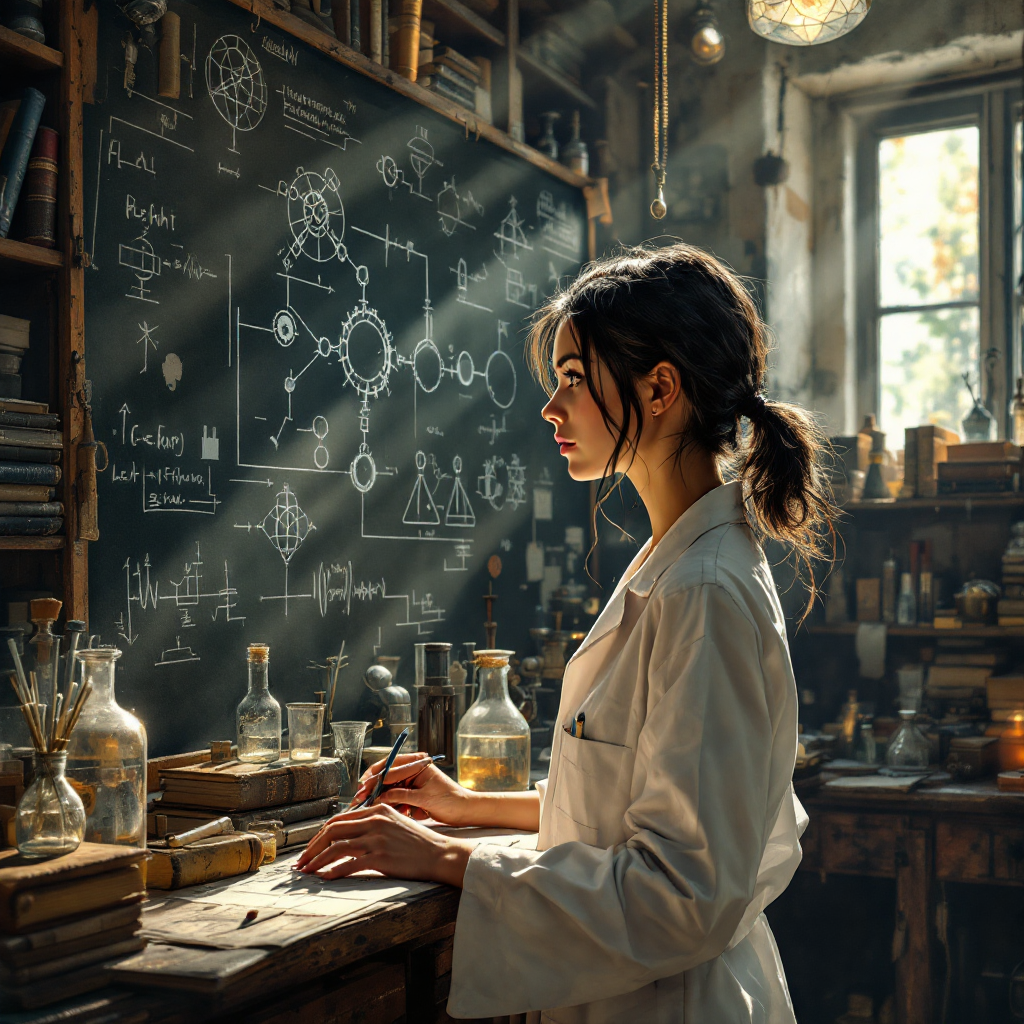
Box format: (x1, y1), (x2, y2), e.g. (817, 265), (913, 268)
(0, 0), (87, 622)
(846, 496), (1024, 513)
(517, 49), (599, 111)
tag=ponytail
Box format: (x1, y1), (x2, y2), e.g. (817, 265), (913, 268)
(528, 242), (837, 622)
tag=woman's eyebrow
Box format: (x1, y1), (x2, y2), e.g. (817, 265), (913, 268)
(554, 354), (583, 368)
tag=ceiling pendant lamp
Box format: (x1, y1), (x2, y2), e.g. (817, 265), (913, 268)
(747, 0), (870, 46)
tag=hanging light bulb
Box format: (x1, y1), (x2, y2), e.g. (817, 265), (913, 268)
(747, 0), (870, 46)
(689, 4), (725, 65)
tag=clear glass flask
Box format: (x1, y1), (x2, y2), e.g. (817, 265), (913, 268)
(66, 647), (148, 847)
(457, 650), (530, 792)
(885, 710), (930, 772)
(16, 751), (86, 858)
(28, 597), (62, 711)
(237, 643), (281, 763)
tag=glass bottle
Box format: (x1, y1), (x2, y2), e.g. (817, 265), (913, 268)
(838, 689), (860, 760)
(457, 650), (530, 791)
(885, 710), (930, 772)
(896, 572), (917, 625)
(66, 647), (148, 847)
(561, 110), (589, 176)
(237, 643), (281, 763)
(28, 597), (62, 712)
(881, 554), (897, 624)
(1012, 377), (1024, 447)
(537, 111), (560, 160)
(17, 751), (86, 858)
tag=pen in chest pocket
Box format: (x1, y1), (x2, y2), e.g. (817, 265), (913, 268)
(570, 711), (585, 739)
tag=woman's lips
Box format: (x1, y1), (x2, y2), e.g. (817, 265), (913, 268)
(555, 436), (576, 454)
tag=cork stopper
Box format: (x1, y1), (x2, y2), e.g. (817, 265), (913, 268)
(247, 643), (270, 663)
(473, 649), (514, 668)
(30, 598), (62, 625)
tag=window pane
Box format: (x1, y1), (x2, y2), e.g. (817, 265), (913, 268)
(879, 306), (980, 443)
(878, 126), (980, 309)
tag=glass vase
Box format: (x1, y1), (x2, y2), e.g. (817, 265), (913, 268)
(237, 643), (281, 763)
(16, 752), (86, 858)
(457, 650), (530, 792)
(66, 647), (148, 847)
(885, 710), (930, 773)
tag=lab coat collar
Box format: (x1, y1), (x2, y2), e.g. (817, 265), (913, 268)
(626, 481), (747, 598)
(570, 482), (746, 663)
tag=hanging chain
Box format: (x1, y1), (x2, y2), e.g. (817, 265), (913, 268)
(650, 0), (669, 219)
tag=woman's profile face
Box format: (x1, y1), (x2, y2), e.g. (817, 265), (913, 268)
(541, 321), (624, 482)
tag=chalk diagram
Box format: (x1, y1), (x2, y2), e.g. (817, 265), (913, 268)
(234, 483), (316, 614)
(477, 454), (527, 511)
(119, 231), (218, 305)
(136, 321), (158, 373)
(436, 178), (483, 236)
(236, 165), (517, 506)
(537, 191), (583, 262)
(206, 34), (267, 153)
(155, 637), (201, 668)
(494, 197), (538, 310)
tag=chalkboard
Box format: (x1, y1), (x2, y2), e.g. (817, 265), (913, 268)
(83, 0), (589, 756)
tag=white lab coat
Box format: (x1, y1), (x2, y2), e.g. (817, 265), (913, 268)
(448, 481), (807, 1023)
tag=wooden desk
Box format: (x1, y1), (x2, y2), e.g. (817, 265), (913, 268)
(0, 849), (511, 1024)
(798, 776), (1024, 1024)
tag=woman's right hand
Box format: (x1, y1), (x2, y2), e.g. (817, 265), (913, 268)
(351, 754), (476, 826)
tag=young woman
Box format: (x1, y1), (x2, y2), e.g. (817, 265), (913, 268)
(296, 242), (834, 1023)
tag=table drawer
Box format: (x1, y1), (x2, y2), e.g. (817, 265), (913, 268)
(935, 821), (991, 881)
(994, 832), (1024, 883)
(819, 813), (898, 877)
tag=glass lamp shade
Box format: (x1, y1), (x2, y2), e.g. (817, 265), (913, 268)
(747, 0), (870, 46)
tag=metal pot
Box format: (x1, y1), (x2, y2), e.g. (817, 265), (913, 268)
(954, 578), (1001, 623)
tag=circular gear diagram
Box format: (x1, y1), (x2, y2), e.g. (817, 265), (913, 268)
(206, 35), (267, 134)
(287, 168), (345, 263)
(339, 304), (394, 398)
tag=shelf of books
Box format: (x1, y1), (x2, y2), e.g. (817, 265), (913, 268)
(0, 23), (63, 73)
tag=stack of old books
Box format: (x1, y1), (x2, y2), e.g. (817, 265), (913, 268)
(1000, 531), (1024, 625)
(0, 343), (63, 538)
(924, 642), (1003, 721)
(937, 440), (1021, 495)
(150, 758), (341, 888)
(419, 45), (486, 114)
(902, 424), (960, 498)
(0, 843), (147, 1009)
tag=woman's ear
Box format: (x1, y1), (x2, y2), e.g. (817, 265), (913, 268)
(648, 361), (683, 419)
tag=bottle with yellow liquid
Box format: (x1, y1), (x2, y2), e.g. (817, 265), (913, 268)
(457, 649), (530, 792)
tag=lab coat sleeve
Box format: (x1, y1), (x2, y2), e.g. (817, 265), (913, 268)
(448, 584), (781, 1017)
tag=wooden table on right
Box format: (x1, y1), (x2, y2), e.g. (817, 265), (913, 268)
(796, 776), (1024, 1024)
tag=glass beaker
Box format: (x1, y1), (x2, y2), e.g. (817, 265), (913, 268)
(886, 710), (930, 772)
(332, 721), (370, 799)
(16, 751), (86, 858)
(457, 650), (530, 791)
(896, 666), (924, 713)
(237, 643), (281, 763)
(66, 646), (147, 847)
(287, 703), (325, 761)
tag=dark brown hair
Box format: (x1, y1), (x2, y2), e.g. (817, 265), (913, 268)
(527, 242), (836, 620)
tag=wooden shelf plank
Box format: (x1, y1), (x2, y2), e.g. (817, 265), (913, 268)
(806, 623), (1024, 639)
(516, 50), (598, 111)
(422, 0), (505, 47)
(0, 23), (63, 72)
(0, 237), (64, 275)
(0, 536), (64, 551)
(846, 495), (1024, 512)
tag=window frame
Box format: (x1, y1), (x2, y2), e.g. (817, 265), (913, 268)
(853, 72), (1022, 440)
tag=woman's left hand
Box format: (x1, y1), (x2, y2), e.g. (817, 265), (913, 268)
(295, 803), (474, 886)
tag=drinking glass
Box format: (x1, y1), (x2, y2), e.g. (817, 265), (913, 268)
(287, 704), (325, 761)
(332, 721), (370, 799)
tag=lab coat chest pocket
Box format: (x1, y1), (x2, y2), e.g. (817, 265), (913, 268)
(553, 737), (634, 849)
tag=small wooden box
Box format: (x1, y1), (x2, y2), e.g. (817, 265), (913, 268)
(856, 578), (881, 622)
(946, 735), (999, 780)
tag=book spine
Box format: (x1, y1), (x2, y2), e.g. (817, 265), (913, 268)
(0, 485), (54, 501)
(902, 427), (918, 497)
(0, 441), (59, 463)
(0, 516), (62, 535)
(0, 426), (62, 447)
(369, 0), (382, 62)
(0, 88), (46, 239)
(20, 127), (58, 249)
(0, 462), (60, 485)
(0, 501), (63, 516)
(428, 78), (475, 108)
(236, 762), (342, 810)
(0, 375), (22, 400)
(332, 0), (351, 44)
(392, 0), (422, 80)
(148, 837), (262, 890)
(0, 411), (60, 430)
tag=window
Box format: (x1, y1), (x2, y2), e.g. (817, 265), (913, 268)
(877, 125), (980, 442)
(855, 78), (1022, 443)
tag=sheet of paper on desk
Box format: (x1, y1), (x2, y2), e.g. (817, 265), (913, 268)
(140, 829), (538, 952)
(825, 773), (930, 792)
